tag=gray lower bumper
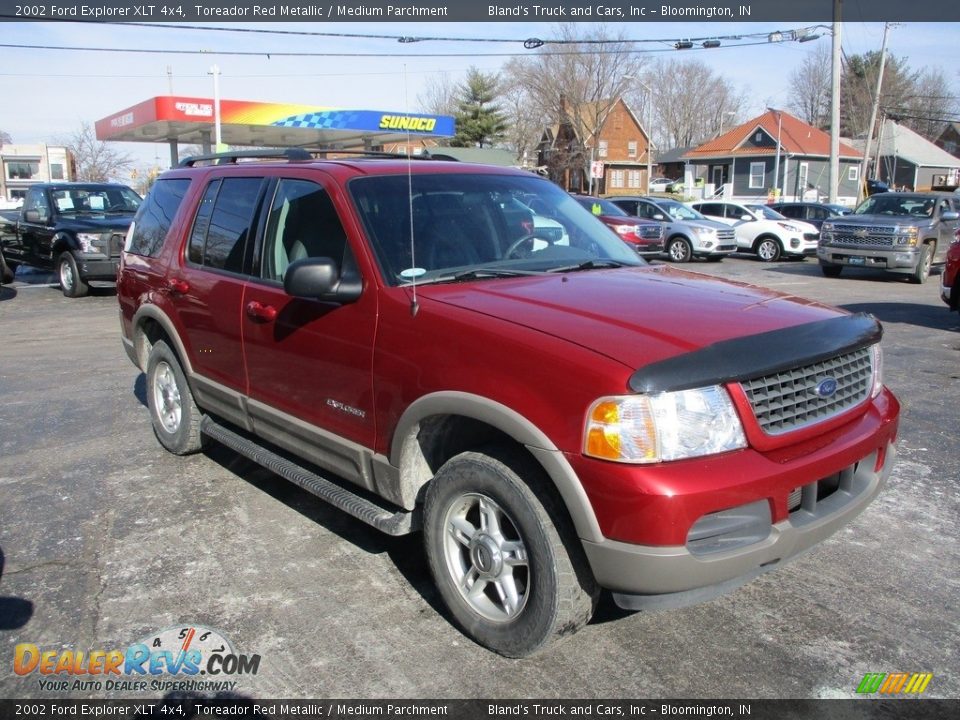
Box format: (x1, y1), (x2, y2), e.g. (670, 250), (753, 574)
(818, 245), (918, 273)
(582, 443), (896, 610)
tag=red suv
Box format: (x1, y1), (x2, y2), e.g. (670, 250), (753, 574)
(118, 151), (899, 657)
(941, 228), (960, 311)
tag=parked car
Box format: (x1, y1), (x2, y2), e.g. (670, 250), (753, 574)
(692, 200), (820, 261)
(866, 179), (890, 195)
(770, 202), (852, 230)
(0, 182), (141, 297)
(118, 150), (899, 657)
(648, 177), (678, 193)
(609, 195), (737, 263)
(939, 228), (960, 310)
(571, 194), (664, 256)
(818, 192), (959, 283)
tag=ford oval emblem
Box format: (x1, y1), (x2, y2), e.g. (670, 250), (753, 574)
(816, 377), (839, 398)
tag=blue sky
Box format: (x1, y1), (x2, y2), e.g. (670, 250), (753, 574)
(2, 20), (957, 170)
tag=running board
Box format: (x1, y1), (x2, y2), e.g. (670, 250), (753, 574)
(200, 416), (418, 536)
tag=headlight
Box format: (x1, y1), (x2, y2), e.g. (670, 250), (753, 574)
(870, 344), (884, 398)
(76, 233), (104, 253)
(822, 222), (834, 233)
(612, 224), (636, 236)
(692, 227), (716, 237)
(584, 386), (747, 464)
(777, 222), (802, 232)
(894, 226), (918, 247)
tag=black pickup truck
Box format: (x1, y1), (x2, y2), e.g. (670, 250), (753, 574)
(0, 183), (141, 296)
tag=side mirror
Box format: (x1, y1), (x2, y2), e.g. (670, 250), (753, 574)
(24, 209), (45, 223)
(652, 213), (666, 221)
(740, 214), (753, 221)
(941, 211), (959, 222)
(283, 257), (362, 304)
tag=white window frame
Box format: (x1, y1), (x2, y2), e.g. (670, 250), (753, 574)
(598, 140), (608, 158)
(627, 170), (642, 189)
(798, 162), (809, 192)
(848, 165), (860, 181)
(627, 141), (637, 158)
(749, 162), (766, 189)
(609, 169), (624, 188)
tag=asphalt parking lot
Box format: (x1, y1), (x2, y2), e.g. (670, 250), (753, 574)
(0, 256), (957, 700)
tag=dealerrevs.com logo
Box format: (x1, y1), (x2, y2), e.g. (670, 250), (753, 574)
(13, 624), (260, 693)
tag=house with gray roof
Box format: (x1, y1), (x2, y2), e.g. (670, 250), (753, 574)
(859, 120), (960, 191)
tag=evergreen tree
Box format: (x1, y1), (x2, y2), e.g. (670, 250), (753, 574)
(451, 68), (507, 148)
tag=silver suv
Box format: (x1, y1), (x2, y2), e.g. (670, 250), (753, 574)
(818, 192), (959, 283)
(610, 196), (737, 262)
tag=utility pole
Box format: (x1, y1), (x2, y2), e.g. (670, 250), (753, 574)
(828, 0), (842, 203)
(858, 22), (892, 203)
(209, 64), (223, 151)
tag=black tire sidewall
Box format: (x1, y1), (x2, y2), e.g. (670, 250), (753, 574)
(424, 452), (563, 657)
(58, 251), (87, 298)
(668, 237), (691, 262)
(146, 340), (199, 455)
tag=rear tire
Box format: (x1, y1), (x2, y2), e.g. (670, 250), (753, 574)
(58, 251), (89, 298)
(0, 254), (12, 284)
(146, 340), (205, 455)
(821, 263), (843, 278)
(909, 243), (933, 284)
(423, 448), (598, 657)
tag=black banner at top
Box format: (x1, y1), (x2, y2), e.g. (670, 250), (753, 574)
(0, 0), (959, 23)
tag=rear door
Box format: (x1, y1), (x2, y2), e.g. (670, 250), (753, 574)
(241, 172), (378, 487)
(172, 174), (267, 426)
(935, 198), (959, 263)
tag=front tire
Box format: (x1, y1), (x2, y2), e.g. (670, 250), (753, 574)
(755, 236), (782, 262)
(666, 236), (693, 263)
(146, 340), (205, 455)
(909, 243), (933, 284)
(423, 449), (597, 657)
(57, 251), (89, 298)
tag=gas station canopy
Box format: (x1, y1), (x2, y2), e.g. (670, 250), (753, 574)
(95, 96), (455, 154)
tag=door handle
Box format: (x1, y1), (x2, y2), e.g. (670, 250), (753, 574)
(245, 300), (277, 322)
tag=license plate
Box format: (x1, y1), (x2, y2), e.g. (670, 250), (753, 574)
(848, 256), (866, 266)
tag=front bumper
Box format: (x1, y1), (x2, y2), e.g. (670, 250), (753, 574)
(570, 388), (898, 606)
(818, 244), (918, 273)
(77, 257), (120, 281)
(941, 273), (954, 307)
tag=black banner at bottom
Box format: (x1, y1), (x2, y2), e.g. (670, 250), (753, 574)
(0, 699), (957, 720)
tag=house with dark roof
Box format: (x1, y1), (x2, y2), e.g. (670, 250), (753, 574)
(934, 122), (960, 161)
(536, 97), (652, 195)
(683, 109), (863, 204)
(860, 120), (960, 191)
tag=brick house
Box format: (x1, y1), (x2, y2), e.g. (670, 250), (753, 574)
(537, 97), (652, 195)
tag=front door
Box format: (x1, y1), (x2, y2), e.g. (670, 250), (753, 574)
(241, 174), (378, 487)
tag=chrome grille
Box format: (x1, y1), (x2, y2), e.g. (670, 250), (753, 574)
(716, 229), (736, 242)
(828, 224), (895, 247)
(638, 224), (662, 240)
(741, 347), (873, 435)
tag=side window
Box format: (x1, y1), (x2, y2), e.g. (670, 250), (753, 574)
(188, 178), (264, 272)
(698, 203), (720, 216)
(125, 178), (191, 257)
(261, 179), (351, 283)
(778, 206), (800, 219)
(636, 202), (657, 219)
(24, 188), (49, 217)
(809, 207), (828, 221)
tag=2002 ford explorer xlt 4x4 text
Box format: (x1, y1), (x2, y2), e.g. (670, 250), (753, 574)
(117, 149), (900, 657)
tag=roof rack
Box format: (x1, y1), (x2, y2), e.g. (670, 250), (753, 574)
(179, 148), (311, 167)
(178, 147), (460, 167)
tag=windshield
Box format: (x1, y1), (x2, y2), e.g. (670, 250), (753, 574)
(51, 186), (141, 214)
(349, 173), (644, 285)
(826, 205), (851, 216)
(745, 204), (788, 220)
(855, 195), (935, 217)
(653, 199), (706, 221)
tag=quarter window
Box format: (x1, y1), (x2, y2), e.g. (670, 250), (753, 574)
(125, 178), (191, 257)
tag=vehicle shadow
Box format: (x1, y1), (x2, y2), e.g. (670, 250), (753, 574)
(133, 373), (147, 408)
(0, 285), (16, 301)
(0, 546), (36, 631)
(199, 441), (445, 619)
(764, 261), (944, 283)
(839, 302), (960, 332)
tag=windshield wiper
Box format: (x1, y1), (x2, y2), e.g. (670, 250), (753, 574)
(546, 259), (628, 273)
(401, 267), (545, 286)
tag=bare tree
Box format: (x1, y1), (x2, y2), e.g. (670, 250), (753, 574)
(891, 67), (960, 140)
(417, 72), (459, 117)
(61, 122), (133, 182)
(498, 78), (543, 166)
(643, 58), (745, 150)
(0, 130), (11, 149)
(788, 44), (832, 128)
(504, 23), (646, 190)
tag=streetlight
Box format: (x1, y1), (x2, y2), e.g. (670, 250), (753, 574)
(208, 64), (223, 152)
(624, 74), (653, 195)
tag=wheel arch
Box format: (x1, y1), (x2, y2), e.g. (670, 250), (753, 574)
(131, 304), (193, 375)
(52, 232), (77, 255)
(390, 392), (604, 543)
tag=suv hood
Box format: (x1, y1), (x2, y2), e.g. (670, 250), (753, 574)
(668, 218), (729, 232)
(419, 265), (842, 371)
